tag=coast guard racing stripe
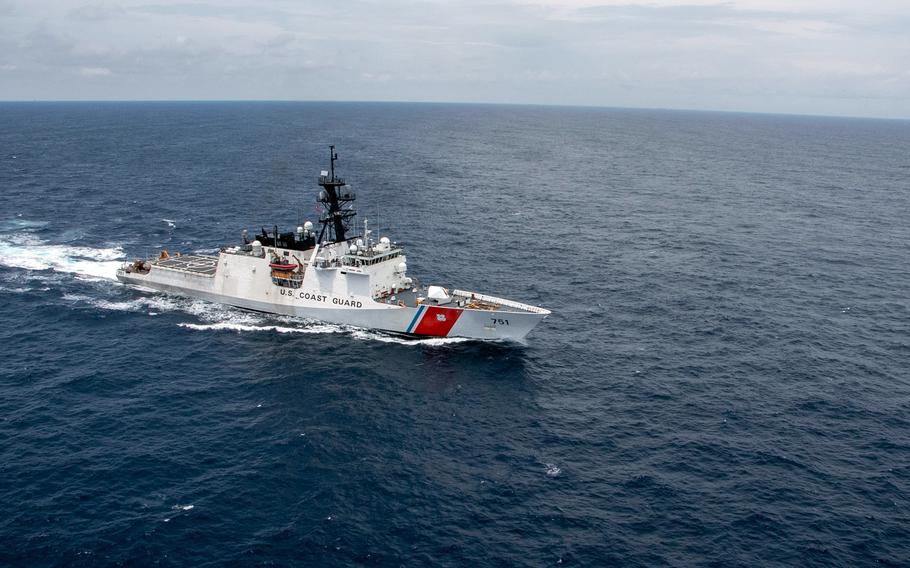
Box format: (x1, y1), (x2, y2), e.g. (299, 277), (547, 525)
(405, 305), (426, 333)
(410, 306), (463, 336)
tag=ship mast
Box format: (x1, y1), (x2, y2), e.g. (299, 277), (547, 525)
(317, 145), (356, 243)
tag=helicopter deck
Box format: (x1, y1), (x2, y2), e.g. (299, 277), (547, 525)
(152, 255), (219, 277)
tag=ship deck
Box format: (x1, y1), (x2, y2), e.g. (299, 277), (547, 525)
(153, 255), (219, 276)
(381, 288), (548, 314)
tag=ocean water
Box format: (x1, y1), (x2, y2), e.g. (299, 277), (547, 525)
(0, 102), (908, 566)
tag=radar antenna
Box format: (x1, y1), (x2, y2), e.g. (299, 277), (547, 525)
(316, 145), (356, 243)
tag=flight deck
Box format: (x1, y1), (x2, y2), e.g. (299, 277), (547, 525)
(153, 255), (218, 277)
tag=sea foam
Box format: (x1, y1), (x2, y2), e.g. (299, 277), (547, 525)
(0, 233), (124, 281)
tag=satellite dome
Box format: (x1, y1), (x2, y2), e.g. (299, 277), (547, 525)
(427, 285), (451, 304)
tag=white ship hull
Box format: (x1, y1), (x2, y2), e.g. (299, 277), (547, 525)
(117, 243), (549, 341)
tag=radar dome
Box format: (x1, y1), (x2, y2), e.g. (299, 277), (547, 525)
(397, 262), (407, 273)
(296, 226), (304, 233)
(303, 221), (314, 231)
(375, 236), (391, 251)
(427, 285), (451, 304)
(349, 244), (358, 254)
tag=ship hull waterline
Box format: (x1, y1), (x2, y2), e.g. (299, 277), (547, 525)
(117, 272), (548, 341)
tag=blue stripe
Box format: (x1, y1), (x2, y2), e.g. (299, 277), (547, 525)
(406, 305), (425, 333)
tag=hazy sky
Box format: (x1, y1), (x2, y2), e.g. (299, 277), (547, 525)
(1, 1), (908, 118)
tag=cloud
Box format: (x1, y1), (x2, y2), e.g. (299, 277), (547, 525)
(79, 66), (112, 76)
(67, 3), (127, 21)
(0, 0), (907, 117)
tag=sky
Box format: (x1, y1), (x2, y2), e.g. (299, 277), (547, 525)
(1, 0), (908, 118)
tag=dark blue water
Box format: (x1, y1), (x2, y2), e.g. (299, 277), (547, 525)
(1, 102), (908, 566)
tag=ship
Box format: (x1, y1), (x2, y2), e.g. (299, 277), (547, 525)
(117, 146), (550, 340)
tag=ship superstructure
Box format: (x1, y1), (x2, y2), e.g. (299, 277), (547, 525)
(117, 147), (550, 340)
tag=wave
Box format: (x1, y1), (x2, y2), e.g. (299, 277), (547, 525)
(179, 316), (478, 346)
(63, 293), (181, 313)
(0, 233), (124, 281)
(178, 321), (343, 334)
(0, 285), (50, 294)
(0, 218), (49, 231)
(349, 328), (476, 346)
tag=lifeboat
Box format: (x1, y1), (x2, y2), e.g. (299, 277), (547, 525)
(269, 262), (298, 271)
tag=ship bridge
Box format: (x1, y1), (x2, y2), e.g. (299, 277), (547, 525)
(343, 247), (403, 268)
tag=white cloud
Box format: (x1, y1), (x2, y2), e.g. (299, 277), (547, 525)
(0, 0), (907, 117)
(79, 66), (112, 76)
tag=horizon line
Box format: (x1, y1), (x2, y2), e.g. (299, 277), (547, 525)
(0, 98), (907, 122)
